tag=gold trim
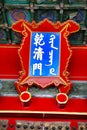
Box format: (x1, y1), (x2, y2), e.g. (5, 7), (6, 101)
(0, 45), (20, 48)
(17, 21), (32, 82)
(59, 22), (72, 93)
(60, 23), (71, 33)
(19, 91), (31, 102)
(71, 46), (87, 49)
(23, 22), (32, 33)
(0, 110), (87, 116)
(56, 93), (68, 104)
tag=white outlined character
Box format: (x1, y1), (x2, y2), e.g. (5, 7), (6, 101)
(49, 68), (56, 76)
(34, 33), (45, 46)
(49, 34), (58, 50)
(33, 63), (42, 76)
(45, 50), (53, 66)
(33, 47), (44, 61)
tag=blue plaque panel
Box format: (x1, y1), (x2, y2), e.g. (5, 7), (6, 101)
(29, 32), (60, 77)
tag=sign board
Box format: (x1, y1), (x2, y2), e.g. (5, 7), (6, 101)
(30, 32), (60, 77)
(12, 19), (80, 96)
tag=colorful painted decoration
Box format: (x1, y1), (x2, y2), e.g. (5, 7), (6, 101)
(12, 19), (80, 102)
(35, 10), (58, 22)
(10, 30), (22, 44)
(6, 9), (31, 26)
(63, 10), (86, 27)
(4, 0), (29, 5)
(69, 30), (85, 45)
(36, 0), (58, 4)
(0, 29), (9, 43)
(64, 0), (86, 4)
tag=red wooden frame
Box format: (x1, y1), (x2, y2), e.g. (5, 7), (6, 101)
(12, 19), (80, 96)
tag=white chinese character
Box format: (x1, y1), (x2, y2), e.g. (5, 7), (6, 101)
(45, 50), (53, 66)
(34, 33), (45, 46)
(49, 68), (56, 76)
(33, 47), (44, 61)
(49, 34), (58, 50)
(33, 63), (42, 76)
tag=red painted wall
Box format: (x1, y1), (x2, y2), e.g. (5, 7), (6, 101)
(0, 45), (87, 80)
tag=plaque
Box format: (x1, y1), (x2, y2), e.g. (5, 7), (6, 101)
(12, 19), (80, 102)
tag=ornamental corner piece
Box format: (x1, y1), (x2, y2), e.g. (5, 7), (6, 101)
(12, 19), (80, 101)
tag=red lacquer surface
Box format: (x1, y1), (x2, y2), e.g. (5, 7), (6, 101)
(56, 93), (68, 102)
(0, 46), (87, 81)
(21, 92), (30, 100)
(0, 96), (87, 114)
(68, 46), (87, 80)
(0, 45), (21, 79)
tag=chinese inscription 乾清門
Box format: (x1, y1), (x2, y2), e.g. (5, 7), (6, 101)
(30, 32), (60, 77)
